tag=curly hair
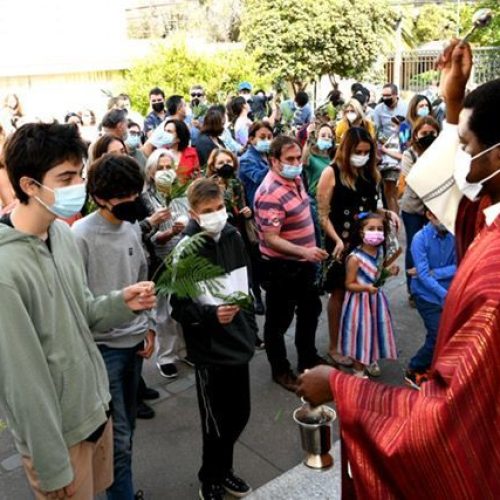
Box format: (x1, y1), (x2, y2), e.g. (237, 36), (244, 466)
(87, 153), (144, 204)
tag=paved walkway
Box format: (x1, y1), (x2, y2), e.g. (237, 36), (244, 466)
(0, 259), (423, 499)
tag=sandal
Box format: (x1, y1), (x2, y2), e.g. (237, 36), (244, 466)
(328, 352), (354, 367)
(365, 361), (381, 377)
(353, 369), (369, 379)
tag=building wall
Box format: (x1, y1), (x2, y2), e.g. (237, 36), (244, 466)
(0, 70), (126, 122)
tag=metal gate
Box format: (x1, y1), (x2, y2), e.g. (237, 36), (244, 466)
(385, 47), (500, 92)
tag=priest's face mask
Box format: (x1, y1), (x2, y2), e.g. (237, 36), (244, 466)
(458, 108), (500, 190)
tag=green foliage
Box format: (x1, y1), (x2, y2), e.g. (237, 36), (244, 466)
(373, 268), (391, 288)
(155, 232), (252, 308)
(214, 291), (253, 310)
(241, 0), (394, 90)
(123, 38), (273, 115)
(460, 1), (500, 47)
(155, 233), (225, 299)
(410, 69), (440, 88)
(409, 1), (499, 47)
(0, 419), (5, 433)
(412, 4), (457, 46)
(156, 179), (190, 207)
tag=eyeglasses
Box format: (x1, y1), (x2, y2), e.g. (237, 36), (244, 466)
(129, 131), (141, 137)
(191, 93), (204, 98)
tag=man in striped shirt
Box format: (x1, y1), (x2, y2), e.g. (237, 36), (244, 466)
(254, 135), (329, 391)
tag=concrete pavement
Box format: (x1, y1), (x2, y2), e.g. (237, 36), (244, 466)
(0, 261), (425, 499)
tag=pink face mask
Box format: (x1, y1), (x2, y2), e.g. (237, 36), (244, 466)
(363, 230), (384, 246)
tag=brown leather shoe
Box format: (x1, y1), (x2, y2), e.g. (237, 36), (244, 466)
(273, 370), (298, 392)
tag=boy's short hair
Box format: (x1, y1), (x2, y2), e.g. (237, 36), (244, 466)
(3, 123), (88, 204)
(87, 154), (144, 203)
(187, 178), (223, 210)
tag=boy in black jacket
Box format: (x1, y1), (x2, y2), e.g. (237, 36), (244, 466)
(171, 178), (256, 500)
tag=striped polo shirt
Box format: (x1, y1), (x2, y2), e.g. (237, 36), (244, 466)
(254, 170), (316, 260)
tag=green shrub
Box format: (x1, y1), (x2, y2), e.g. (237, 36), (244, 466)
(123, 39), (274, 114)
(410, 69), (440, 88)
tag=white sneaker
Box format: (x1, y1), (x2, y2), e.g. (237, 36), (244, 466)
(366, 362), (381, 377)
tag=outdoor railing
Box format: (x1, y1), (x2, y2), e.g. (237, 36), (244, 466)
(385, 47), (500, 92)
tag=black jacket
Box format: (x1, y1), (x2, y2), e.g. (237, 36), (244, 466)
(170, 220), (256, 366)
(194, 133), (226, 167)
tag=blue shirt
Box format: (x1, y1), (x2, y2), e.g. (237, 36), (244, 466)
(373, 98), (408, 140)
(238, 146), (269, 208)
(410, 222), (457, 306)
(282, 100), (313, 126)
(143, 111), (164, 135)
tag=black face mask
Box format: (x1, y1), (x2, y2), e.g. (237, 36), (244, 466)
(152, 102), (165, 113)
(417, 134), (436, 150)
(191, 98), (200, 107)
(216, 164), (234, 179)
(382, 97), (394, 108)
(111, 198), (149, 223)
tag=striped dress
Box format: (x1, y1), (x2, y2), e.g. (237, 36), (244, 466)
(338, 247), (397, 365)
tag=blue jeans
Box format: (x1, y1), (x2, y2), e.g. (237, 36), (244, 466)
(99, 343), (143, 500)
(402, 211), (427, 292)
(409, 296), (442, 371)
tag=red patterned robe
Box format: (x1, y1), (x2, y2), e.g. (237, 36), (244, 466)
(330, 215), (500, 499)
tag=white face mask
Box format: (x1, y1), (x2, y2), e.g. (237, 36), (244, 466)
(198, 208), (228, 236)
(345, 111), (357, 124)
(454, 142), (500, 202)
(155, 169), (176, 186)
(350, 154), (370, 168)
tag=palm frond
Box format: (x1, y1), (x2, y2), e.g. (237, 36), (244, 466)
(213, 291), (253, 311)
(155, 233), (226, 299)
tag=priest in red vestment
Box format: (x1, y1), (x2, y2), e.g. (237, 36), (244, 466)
(297, 42), (500, 498)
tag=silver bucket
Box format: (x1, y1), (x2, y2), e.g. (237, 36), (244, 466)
(293, 404), (336, 470)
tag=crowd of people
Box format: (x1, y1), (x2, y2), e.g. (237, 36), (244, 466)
(0, 36), (499, 499)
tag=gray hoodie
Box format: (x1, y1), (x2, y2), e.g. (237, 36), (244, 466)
(72, 211), (153, 347)
(0, 219), (135, 491)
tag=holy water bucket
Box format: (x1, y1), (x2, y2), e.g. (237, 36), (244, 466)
(293, 403), (336, 470)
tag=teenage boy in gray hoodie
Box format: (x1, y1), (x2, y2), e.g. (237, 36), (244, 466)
(0, 123), (156, 499)
(72, 154), (156, 500)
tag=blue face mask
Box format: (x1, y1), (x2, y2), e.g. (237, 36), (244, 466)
(162, 131), (175, 146)
(281, 163), (303, 179)
(255, 140), (271, 154)
(125, 134), (141, 150)
(149, 126), (176, 148)
(417, 107), (429, 117)
(317, 139), (332, 151)
(34, 181), (87, 218)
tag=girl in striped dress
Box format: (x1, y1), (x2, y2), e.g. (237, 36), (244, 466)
(339, 212), (398, 378)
